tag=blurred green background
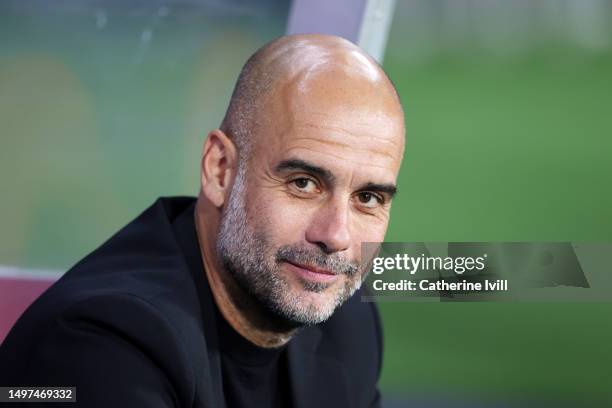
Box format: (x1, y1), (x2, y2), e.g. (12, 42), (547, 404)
(1, 0), (611, 405)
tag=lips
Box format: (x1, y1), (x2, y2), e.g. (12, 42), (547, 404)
(286, 260), (336, 276)
(283, 260), (340, 284)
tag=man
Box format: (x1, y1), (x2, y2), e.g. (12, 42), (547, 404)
(0, 34), (405, 407)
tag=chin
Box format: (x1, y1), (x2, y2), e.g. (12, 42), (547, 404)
(280, 286), (343, 324)
(267, 272), (360, 326)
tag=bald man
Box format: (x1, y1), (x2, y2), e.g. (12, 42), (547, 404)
(0, 34), (405, 408)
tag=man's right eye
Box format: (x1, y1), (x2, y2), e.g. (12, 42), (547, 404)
(290, 177), (319, 194)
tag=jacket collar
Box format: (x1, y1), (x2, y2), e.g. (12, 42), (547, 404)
(169, 198), (226, 408)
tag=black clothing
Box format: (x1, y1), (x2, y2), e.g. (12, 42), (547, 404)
(216, 303), (291, 408)
(0, 197), (383, 407)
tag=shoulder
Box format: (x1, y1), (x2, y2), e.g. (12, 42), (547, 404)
(1, 293), (198, 407)
(319, 287), (383, 366)
(0, 198), (207, 400)
(3, 196), (204, 344)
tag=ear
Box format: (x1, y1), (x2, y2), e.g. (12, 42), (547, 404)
(200, 129), (238, 208)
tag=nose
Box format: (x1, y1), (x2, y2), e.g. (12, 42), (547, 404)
(305, 199), (351, 254)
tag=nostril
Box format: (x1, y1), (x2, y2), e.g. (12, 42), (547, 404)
(315, 241), (333, 254)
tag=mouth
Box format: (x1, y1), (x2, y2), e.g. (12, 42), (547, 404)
(283, 260), (340, 284)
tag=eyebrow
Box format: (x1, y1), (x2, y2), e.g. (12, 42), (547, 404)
(275, 159), (335, 184)
(357, 182), (397, 198)
(274, 159), (398, 198)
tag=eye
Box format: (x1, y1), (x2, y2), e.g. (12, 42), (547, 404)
(356, 191), (384, 208)
(290, 177), (319, 194)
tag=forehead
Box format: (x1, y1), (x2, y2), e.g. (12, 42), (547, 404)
(282, 112), (402, 175)
(255, 72), (405, 179)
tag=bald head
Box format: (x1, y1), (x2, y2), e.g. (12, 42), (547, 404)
(199, 34), (406, 337)
(220, 34), (404, 161)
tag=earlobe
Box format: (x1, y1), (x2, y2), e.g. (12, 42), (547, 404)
(200, 129), (238, 208)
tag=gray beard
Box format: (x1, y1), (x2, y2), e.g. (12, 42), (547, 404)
(215, 166), (362, 328)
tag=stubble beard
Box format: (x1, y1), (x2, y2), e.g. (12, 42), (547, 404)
(216, 165), (363, 328)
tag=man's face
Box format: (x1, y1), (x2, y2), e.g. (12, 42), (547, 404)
(217, 70), (404, 326)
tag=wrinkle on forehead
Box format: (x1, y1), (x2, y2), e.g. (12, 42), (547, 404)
(287, 131), (401, 163)
(293, 118), (403, 149)
(276, 69), (404, 164)
(284, 145), (400, 172)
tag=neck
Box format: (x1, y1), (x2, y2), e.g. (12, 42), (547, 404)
(194, 201), (297, 348)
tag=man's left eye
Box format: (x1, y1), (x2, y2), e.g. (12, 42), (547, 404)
(356, 192), (383, 208)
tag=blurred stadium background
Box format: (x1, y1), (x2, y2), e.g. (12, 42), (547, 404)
(1, 0), (611, 406)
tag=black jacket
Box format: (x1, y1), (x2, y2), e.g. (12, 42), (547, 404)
(0, 197), (383, 407)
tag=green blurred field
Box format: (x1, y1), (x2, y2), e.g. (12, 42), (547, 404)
(379, 51), (612, 403)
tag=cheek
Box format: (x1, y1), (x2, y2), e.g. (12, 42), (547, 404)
(349, 219), (388, 275)
(351, 216), (388, 243)
(246, 190), (312, 243)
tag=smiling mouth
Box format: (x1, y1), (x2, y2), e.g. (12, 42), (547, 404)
(283, 260), (340, 283)
(288, 261), (335, 275)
